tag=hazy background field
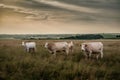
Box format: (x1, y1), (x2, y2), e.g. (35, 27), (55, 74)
(0, 39), (120, 80)
(0, 33), (120, 40)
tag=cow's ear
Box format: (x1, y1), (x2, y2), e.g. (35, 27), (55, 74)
(85, 44), (88, 47)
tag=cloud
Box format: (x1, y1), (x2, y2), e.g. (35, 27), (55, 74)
(0, 3), (50, 20)
(0, 3), (38, 15)
(34, 0), (101, 13)
(0, 0), (119, 34)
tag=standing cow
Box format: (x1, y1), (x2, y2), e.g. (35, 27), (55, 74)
(81, 42), (103, 59)
(45, 42), (70, 56)
(22, 41), (36, 53)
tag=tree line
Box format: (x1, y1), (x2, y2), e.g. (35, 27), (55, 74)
(60, 34), (120, 40)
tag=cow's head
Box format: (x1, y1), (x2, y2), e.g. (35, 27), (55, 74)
(68, 41), (74, 47)
(81, 43), (87, 51)
(22, 41), (25, 46)
(45, 42), (48, 48)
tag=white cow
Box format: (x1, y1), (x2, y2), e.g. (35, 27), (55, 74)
(45, 42), (69, 55)
(22, 41), (36, 53)
(81, 42), (103, 59)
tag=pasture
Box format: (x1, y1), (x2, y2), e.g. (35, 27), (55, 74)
(0, 39), (120, 80)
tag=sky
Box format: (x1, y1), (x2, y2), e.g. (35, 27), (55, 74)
(0, 0), (120, 34)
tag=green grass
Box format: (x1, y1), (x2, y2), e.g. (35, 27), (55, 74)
(0, 40), (120, 80)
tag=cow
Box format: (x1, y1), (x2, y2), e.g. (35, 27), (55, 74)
(22, 41), (36, 53)
(45, 42), (70, 56)
(81, 42), (103, 59)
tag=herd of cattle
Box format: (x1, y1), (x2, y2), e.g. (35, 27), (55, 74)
(22, 41), (103, 59)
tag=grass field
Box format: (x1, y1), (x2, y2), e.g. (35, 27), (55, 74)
(0, 39), (120, 80)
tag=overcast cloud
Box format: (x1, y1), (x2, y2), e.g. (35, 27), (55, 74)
(0, 0), (120, 34)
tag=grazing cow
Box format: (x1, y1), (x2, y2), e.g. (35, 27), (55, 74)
(45, 42), (69, 56)
(22, 41), (36, 53)
(81, 42), (103, 59)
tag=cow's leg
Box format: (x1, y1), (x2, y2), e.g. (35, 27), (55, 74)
(88, 51), (92, 59)
(100, 51), (103, 59)
(66, 49), (69, 55)
(84, 52), (88, 59)
(27, 48), (29, 53)
(30, 48), (33, 53)
(34, 47), (37, 53)
(33, 48), (35, 53)
(96, 54), (100, 60)
(53, 50), (56, 56)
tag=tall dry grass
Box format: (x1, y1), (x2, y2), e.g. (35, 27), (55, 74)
(0, 39), (120, 80)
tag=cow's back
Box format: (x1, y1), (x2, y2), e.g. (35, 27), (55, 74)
(54, 42), (68, 50)
(88, 42), (103, 52)
(26, 42), (36, 48)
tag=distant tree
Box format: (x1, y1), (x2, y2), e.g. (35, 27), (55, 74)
(60, 34), (104, 40)
(116, 35), (120, 38)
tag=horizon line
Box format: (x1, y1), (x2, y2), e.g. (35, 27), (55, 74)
(0, 33), (120, 35)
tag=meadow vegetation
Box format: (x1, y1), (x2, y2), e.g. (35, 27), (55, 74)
(0, 40), (120, 80)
